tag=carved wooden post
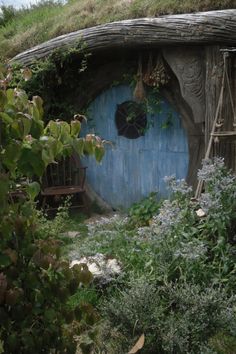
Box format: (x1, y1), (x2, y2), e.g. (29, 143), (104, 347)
(163, 47), (205, 188)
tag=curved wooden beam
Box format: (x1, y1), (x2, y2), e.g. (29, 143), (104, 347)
(12, 9), (236, 65)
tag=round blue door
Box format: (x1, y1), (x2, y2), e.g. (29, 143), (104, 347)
(83, 84), (189, 209)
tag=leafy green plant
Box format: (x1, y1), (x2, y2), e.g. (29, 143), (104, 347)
(128, 192), (160, 227)
(0, 63), (106, 353)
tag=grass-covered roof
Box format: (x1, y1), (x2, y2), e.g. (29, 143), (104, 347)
(0, 0), (235, 60)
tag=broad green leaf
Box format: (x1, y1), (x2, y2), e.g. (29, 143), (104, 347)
(18, 148), (45, 177)
(0, 254), (11, 268)
(6, 89), (14, 103)
(52, 139), (63, 157)
(30, 155), (45, 177)
(3, 142), (21, 172)
(47, 120), (60, 138)
(31, 105), (40, 121)
(5, 104), (17, 117)
(95, 145), (105, 163)
(17, 113), (32, 136)
(26, 181), (40, 200)
(84, 140), (94, 155)
(0, 112), (13, 124)
(71, 120), (81, 137)
(30, 119), (44, 138)
(60, 121), (70, 134)
(32, 96), (43, 119)
(0, 91), (7, 108)
(59, 121), (71, 143)
(73, 138), (84, 156)
(0, 173), (9, 206)
(42, 148), (54, 166)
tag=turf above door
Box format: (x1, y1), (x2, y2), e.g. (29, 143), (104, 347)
(83, 85), (189, 209)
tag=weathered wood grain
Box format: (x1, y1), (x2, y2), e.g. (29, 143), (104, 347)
(163, 47), (206, 124)
(12, 10), (236, 65)
(205, 45), (236, 171)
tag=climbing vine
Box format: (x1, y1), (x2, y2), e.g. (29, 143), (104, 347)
(11, 41), (91, 122)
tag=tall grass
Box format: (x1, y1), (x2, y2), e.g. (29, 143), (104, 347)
(0, 0), (234, 60)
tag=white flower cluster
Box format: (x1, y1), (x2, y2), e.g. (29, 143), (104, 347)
(199, 192), (222, 214)
(197, 157), (225, 182)
(151, 200), (182, 235)
(197, 158), (236, 215)
(163, 175), (192, 195)
(174, 240), (207, 260)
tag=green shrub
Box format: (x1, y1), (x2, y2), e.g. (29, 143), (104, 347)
(128, 192), (160, 227)
(208, 332), (236, 354)
(100, 278), (236, 354)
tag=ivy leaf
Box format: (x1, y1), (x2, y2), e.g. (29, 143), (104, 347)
(26, 181), (40, 200)
(95, 145), (105, 163)
(73, 138), (84, 156)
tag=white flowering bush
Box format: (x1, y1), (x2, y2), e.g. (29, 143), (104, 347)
(89, 158), (236, 353)
(61, 158), (236, 353)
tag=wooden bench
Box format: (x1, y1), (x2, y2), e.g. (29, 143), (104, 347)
(41, 155), (88, 212)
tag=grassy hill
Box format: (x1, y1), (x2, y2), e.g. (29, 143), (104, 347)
(0, 0), (234, 60)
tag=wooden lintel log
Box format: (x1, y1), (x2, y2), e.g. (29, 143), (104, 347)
(11, 9), (236, 66)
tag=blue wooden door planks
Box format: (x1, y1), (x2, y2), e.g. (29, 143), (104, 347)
(82, 85), (189, 209)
